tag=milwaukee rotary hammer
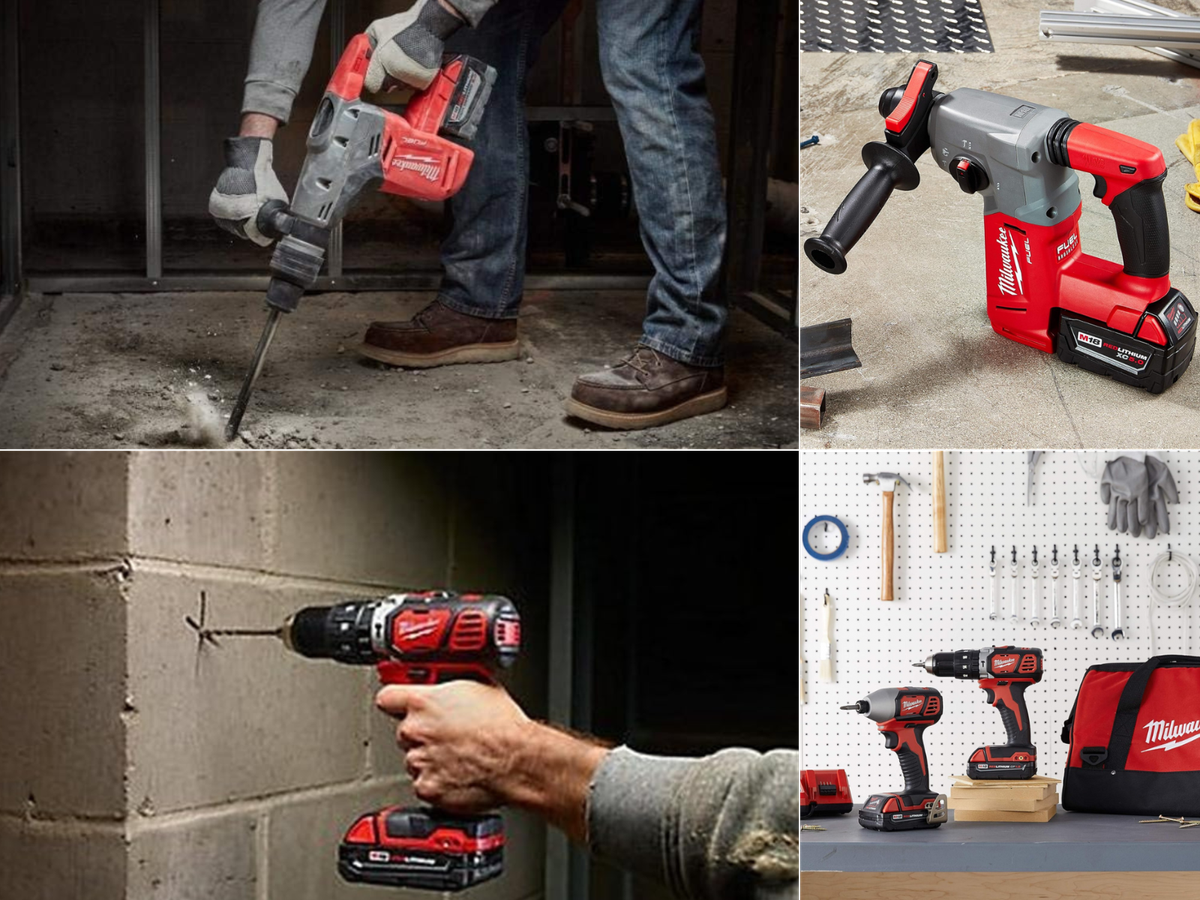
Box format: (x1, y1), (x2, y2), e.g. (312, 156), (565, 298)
(804, 60), (1197, 394)
(279, 591), (520, 892)
(225, 34), (497, 439)
(916, 646), (1043, 780)
(841, 687), (948, 831)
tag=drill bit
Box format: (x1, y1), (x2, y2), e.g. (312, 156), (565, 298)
(202, 627), (283, 639)
(225, 307), (283, 442)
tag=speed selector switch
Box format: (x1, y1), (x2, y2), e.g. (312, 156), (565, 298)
(950, 156), (989, 194)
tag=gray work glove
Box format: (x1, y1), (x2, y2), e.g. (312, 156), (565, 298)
(1144, 454), (1178, 539)
(208, 137), (288, 247)
(364, 0), (464, 94)
(1100, 456), (1151, 537)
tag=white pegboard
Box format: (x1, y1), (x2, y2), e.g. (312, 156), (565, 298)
(800, 450), (1200, 801)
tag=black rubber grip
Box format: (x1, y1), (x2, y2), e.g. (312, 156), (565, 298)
(1110, 171), (1171, 279)
(897, 726), (930, 795)
(998, 702), (1025, 746)
(804, 142), (920, 275)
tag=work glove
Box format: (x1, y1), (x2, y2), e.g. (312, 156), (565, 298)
(208, 137), (288, 247)
(1144, 454), (1179, 539)
(365, 0), (464, 94)
(1100, 456), (1151, 537)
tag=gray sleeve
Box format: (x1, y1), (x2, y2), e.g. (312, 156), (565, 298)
(242, 0), (328, 125)
(447, 0), (499, 29)
(586, 747), (799, 900)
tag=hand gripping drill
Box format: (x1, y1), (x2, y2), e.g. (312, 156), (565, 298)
(917, 647), (1043, 780)
(225, 35), (497, 439)
(212, 591), (520, 892)
(804, 60), (1197, 393)
(842, 687), (949, 831)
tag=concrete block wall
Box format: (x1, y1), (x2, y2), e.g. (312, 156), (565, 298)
(0, 451), (547, 900)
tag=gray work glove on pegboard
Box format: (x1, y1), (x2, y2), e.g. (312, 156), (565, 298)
(1101, 456), (1151, 537)
(1144, 454), (1179, 539)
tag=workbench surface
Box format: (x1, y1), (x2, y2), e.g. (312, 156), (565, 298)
(801, 806), (1200, 871)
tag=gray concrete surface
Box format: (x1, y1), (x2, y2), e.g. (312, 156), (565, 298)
(0, 291), (796, 449)
(801, 0), (1200, 448)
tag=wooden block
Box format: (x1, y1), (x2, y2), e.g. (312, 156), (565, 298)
(951, 775), (1061, 787)
(948, 791), (1058, 813)
(803, 870), (1200, 900)
(949, 782), (1054, 802)
(952, 804), (1057, 823)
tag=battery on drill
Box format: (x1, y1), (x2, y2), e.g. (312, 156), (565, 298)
(340, 807), (504, 892)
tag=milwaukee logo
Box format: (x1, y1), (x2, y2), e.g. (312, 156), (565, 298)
(1142, 719), (1200, 752)
(398, 621), (442, 642)
(901, 696), (925, 715)
(392, 153), (442, 182)
(992, 654), (1019, 673)
(997, 226), (1024, 297)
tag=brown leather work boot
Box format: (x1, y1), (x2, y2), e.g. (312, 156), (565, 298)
(565, 345), (727, 430)
(358, 300), (520, 368)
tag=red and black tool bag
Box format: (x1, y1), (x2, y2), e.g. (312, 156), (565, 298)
(1062, 655), (1200, 816)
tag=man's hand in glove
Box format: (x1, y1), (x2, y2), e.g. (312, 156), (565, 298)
(365, 0), (465, 94)
(1101, 456), (1151, 537)
(208, 136), (288, 247)
(1144, 454), (1179, 539)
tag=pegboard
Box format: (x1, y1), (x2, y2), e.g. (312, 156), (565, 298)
(800, 450), (1200, 801)
(799, 0), (993, 54)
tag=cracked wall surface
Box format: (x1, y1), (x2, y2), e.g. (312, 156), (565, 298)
(0, 452), (547, 900)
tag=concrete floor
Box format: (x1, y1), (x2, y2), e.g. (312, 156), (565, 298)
(0, 291), (797, 449)
(801, 0), (1200, 448)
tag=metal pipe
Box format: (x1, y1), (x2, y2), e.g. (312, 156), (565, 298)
(1078, 0), (1200, 70)
(144, 0), (162, 282)
(1041, 11), (1200, 50)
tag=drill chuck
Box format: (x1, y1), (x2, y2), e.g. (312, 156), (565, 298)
(916, 650), (982, 679)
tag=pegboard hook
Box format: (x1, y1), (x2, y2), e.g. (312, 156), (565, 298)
(1169, 544), (1173, 562)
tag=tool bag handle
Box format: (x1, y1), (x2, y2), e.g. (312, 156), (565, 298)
(1108, 655), (1200, 769)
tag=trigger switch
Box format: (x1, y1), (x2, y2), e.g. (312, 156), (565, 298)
(950, 157), (988, 194)
(1093, 175), (1107, 199)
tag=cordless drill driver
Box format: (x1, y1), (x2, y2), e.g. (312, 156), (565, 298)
(916, 646), (1043, 780)
(804, 60), (1197, 393)
(841, 687), (948, 831)
(225, 34), (497, 439)
(228, 591), (521, 892)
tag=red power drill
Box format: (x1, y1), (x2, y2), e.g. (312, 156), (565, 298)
(841, 686), (948, 831)
(225, 34), (497, 439)
(280, 591), (520, 892)
(804, 60), (1197, 393)
(916, 646), (1043, 780)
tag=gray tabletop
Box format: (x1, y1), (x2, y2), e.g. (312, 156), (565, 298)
(801, 805), (1200, 872)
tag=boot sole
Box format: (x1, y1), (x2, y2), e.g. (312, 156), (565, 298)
(564, 387), (728, 431)
(357, 339), (521, 369)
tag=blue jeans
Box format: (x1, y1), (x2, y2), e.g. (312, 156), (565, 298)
(441, 0), (728, 367)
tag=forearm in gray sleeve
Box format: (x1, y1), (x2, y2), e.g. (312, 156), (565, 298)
(445, 0), (498, 28)
(242, 0), (328, 125)
(587, 747), (799, 900)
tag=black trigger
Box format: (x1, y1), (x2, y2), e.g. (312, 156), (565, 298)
(1093, 175), (1107, 199)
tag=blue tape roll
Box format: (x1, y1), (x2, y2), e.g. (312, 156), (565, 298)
(803, 515), (848, 561)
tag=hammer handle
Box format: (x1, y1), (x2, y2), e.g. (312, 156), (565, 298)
(933, 451), (947, 553)
(882, 489), (895, 601)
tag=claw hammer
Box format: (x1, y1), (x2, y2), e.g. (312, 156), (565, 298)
(863, 472), (910, 601)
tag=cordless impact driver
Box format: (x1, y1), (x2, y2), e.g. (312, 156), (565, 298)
(917, 646), (1043, 780)
(223, 591), (521, 892)
(804, 60), (1197, 393)
(841, 687), (948, 831)
(225, 34), (497, 440)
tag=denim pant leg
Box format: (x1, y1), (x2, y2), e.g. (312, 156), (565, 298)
(439, 0), (564, 320)
(594, 0), (727, 367)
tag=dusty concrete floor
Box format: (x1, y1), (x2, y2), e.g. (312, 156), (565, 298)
(801, 0), (1200, 448)
(0, 290), (797, 449)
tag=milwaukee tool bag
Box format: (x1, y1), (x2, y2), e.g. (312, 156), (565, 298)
(1062, 655), (1200, 816)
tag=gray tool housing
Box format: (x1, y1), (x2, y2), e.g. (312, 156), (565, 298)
(928, 89), (1083, 225)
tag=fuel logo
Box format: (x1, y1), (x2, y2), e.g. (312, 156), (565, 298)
(1078, 332), (1102, 348)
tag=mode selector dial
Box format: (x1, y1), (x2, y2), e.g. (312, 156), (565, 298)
(950, 156), (989, 194)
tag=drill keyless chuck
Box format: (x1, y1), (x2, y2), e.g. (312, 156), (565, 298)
(283, 602), (381, 664)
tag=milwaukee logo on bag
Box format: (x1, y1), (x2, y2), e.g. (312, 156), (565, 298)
(1062, 656), (1200, 816)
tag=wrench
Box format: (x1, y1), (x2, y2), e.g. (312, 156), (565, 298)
(1049, 545), (1062, 628)
(1009, 545), (1020, 624)
(1071, 545), (1084, 629)
(988, 546), (1001, 620)
(1091, 544), (1105, 638)
(1029, 546), (1042, 627)
(1111, 545), (1125, 641)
